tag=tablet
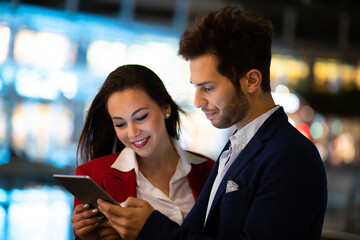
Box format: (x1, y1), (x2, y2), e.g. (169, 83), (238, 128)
(53, 174), (118, 208)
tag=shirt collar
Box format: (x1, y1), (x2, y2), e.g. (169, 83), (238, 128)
(230, 105), (280, 150)
(110, 139), (195, 185)
(111, 147), (139, 173)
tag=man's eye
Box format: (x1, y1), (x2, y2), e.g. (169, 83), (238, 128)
(136, 113), (148, 121)
(204, 87), (213, 92)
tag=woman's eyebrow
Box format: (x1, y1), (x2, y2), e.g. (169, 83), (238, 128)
(111, 108), (148, 120)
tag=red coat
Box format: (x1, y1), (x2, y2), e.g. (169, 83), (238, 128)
(74, 151), (214, 208)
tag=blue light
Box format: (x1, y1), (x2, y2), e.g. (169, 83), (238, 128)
(0, 188), (7, 202)
(2, 64), (15, 85)
(15, 68), (60, 100)
(0, 149), (10, 165)
(8, 187), (73, 240)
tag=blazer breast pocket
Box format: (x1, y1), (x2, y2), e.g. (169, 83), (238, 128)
(221, 186), (250, 205)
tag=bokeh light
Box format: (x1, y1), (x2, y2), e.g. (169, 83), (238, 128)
(330, 133), (356, 165)
(310, 121), (324, 139)
(272, 85), (300, 114)
(330, 119), (343, 136)
(300, 105), (315, 122)
(297, 123), (311, 140)
(0, 25), (10, 64)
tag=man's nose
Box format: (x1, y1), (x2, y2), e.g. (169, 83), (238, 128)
(194, 88), (207, 109)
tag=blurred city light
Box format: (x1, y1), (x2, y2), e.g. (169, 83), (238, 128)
(1, 64), (16, 85)
(314, 59), (358, 92)
(272, 85), (300, 114)
(0, 109), (7, 142)
(51, 71), (78, 99)
(297, 123), (311, 140)
(310, 121), (324, 139)
(288, 117), (296, 126)
(315, 142), (328, 161)
(0, 25), (10, 64)
(11, 102), (75, 163)
(330, 119), (343, 136)
(270, 54), (309, 87)
(87, 40), (127, 76)
(0, 205), (5, 238)
(7, 187), (72, 240)
(356, 63), (360, 88)
(14, 29), (76, 70)
(0, 188), (6, 202)
(331, 133), (356, 165)
(15, 68), (60, 99)
(300, 105), (315, 122)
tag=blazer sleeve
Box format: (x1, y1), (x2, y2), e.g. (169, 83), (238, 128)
(138, 211), (215, 240)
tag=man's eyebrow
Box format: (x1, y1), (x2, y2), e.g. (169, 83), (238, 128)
(190, 81), (212, 87)
(111, 108), (148, 120)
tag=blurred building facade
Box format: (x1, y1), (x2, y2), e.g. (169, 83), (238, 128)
(0, 0), (359, 239)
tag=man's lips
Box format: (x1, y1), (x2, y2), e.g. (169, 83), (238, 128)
(132, 136), (150, 148)
(204, 111), (216, 119)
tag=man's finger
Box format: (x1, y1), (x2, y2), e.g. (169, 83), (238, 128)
(123, 197), (147, 208)
(97, 199), (125, 218)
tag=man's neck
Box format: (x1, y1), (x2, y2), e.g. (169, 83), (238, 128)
(235, 95), (276, 130)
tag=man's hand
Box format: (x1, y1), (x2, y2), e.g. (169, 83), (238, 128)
(97, 197), (155, 240)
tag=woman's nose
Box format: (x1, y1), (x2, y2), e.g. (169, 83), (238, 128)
(127, 123), (141, 138)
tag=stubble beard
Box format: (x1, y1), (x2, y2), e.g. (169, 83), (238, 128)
(211, 89), (249, 129)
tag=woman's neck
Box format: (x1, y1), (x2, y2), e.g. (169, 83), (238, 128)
(137, 138), (179, 196)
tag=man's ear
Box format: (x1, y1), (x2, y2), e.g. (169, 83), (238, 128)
(245, 69), (262, 93)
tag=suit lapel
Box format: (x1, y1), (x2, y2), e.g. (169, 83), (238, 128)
(206, 134), (265, 222)
(196, 140), (230, 207)
(182, 158), (220, 231)
(205, 107), (288, 224)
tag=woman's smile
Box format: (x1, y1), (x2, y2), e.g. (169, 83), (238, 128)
(132, 136), (151, 148)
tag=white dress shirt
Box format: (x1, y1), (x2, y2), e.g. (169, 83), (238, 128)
(205, 106), (280, 223)
(111, 140), (206, 225)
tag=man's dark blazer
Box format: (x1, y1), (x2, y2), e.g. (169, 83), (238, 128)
(138, 107), (328, 240)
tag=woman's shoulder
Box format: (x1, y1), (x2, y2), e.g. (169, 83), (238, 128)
(75, 152), (120, 174)
(185, 150), (215, 167)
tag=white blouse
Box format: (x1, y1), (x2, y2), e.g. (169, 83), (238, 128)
(110, 140), (206, 225)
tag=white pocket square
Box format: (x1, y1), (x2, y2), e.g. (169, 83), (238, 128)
(226, 180), (239, 193)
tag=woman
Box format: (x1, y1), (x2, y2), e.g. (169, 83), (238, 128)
(71, 64), (214, 240)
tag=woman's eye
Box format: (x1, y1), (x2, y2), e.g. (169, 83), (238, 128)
(136, 113), (148, 121)
(115, 123), (126, 128)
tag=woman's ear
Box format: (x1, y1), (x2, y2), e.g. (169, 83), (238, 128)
(245, 69), (262, 93)
(162, 104), (171, 118)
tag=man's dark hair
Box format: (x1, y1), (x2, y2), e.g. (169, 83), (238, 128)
(178, 6), (274, 92)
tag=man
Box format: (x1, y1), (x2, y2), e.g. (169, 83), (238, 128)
(98, 6), (327, 240)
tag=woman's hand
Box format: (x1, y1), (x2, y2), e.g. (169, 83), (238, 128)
(71, 203), (104, 240)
